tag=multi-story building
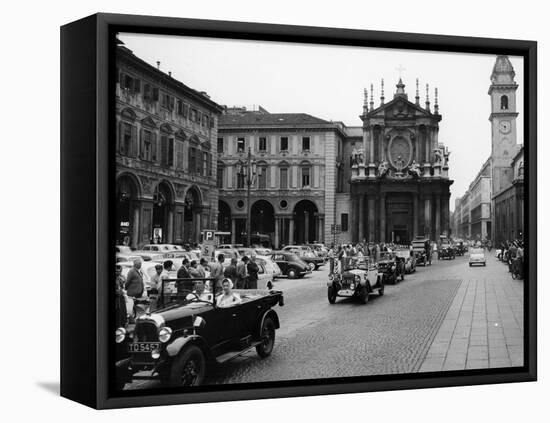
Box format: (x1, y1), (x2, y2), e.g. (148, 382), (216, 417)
(115, 45), (224, 248)
(218, 78), (453, 247)
(217, 107), (347, 247)
(494, 145), (524, 243)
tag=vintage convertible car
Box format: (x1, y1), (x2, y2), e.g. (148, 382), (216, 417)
(378, 251), (405, 284)
(395, 249), (416, 274)
(454, 240), (467, 256)
(327, 258), (383, 304)
(115, 279), (284, 388)
(438, 240), (456, 260)
(411, 237), (432, 266)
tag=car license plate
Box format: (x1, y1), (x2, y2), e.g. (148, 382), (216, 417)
(128, 342), (160, 353)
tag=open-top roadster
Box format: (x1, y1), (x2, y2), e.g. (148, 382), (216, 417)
(411, 236), (432, 266)
(378, 251), (405, 284)
(115, 278), (284, 389)
(438, 239), (456, 260)
(327, 258), (384, 304)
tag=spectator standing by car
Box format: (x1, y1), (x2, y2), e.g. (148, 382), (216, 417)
(328, 244), (335, 276)
(224, 257), (238, 286)
(198, 258), (209, 277)
(209, 253), (225, 293)
(177, 258), (191, 279)
(237, 256), (250, 289)
(189, 260), (201, 279)
(149, 264), (167, 310)
(247, 256), (260, 289)
(125, 259), (144, 299)
(115, 265), (127, 327)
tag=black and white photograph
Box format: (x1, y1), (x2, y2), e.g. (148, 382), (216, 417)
(113, 32), (527, 390)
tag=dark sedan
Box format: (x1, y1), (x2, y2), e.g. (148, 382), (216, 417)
(270, 251), (311, 278)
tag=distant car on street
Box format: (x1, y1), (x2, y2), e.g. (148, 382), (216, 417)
(411, 236), (432, 266)
(395, 249), (416, 274)
(282, 245), (324, 271)
(378, 251), (405, 284)
(469, 248), (486, 266)
(270, 251), (310, 279)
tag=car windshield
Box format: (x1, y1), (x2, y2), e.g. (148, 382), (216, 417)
(287, 253), (301, 261)
(471, 248), (484, 254)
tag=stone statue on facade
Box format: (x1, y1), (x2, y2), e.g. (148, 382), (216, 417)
(408, 160), (421, 178)
(433, 148), (443, 164)
(394, 155), (405, 170)
(443, 148), (450, 166)
(378, 160), (390, 178)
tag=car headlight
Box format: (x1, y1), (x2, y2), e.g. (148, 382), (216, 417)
(158, 327), (173, 343)
(354, 275), (361, 282)
(115, 327), (126, 344)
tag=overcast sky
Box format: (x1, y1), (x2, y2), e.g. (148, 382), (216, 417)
(119, 33), (524, 211)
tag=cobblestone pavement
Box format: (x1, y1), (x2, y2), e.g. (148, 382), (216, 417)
(126, 254), (493, 390)
(420, 253), (524, 372)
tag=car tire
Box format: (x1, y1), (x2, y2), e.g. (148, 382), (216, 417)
(169, 345), (206, 387)
(378, 284), (385, 296)
(469, 263), (472, 267)
(287, 269), (297, 279)
(314, 264), (320, 271)
(327, 286), (337, 304)
(256, 316), (276, 358)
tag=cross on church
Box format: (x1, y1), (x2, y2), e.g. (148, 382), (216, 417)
(396, 64), (406, 79)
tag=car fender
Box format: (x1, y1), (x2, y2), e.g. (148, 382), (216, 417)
(258, 309), (280, 337)
(166, 334), (210, 359)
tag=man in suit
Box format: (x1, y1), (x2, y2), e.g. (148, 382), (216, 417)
(125, 259), (144, 298)
(177, 258), (191, 279)
(209, 253), (225, 294)
(246, 256), (259, 289)
(236, 256), (250, 289)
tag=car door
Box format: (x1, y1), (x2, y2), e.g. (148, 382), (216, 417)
(273, 254), (287, 273)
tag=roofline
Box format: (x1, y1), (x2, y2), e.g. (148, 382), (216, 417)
(117, 46), (224, 113)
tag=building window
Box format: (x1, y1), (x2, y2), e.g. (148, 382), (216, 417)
(177, 100), (185, 116)
(257, 165), (267, 189)
(337, 164), (344, 192)
(142, 129), (152, 161)
(501, 95), (509, 110)
(202, 152), (209, 177)
(160, 136), (174, 167)
(280, 167), (288, 189)
(190, 109), (198, 122)
(237, 138), (245, 153)
(143, 84), (152, 101)
(301, 166), (311, 187)
(202, 115), (209, 128)
(259, 137), (267, 152)
(302, 136), (310, 152)
(280, 137), (288, 152)
(237, 171), (245, 189)
(189, 147), (197, 174)
(217, 137), (224, 154)
(341, 214), (349, 232)
(176, 140), (184, 169)
(121, 123), (133, 156)
(217, 163), (224, 188)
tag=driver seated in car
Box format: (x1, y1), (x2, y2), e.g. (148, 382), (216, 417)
(185, 280), (213, 302)
(216, 278), (242, 307)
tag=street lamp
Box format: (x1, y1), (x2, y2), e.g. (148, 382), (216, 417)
(237, 146), (259, 247)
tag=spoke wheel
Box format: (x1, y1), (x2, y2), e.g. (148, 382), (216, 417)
(169, 345), (206, 387)
(256, 317), (276, 357)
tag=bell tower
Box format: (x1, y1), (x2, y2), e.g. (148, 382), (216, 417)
(489, 55), (518, 196)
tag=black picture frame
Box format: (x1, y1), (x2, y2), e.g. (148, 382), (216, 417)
(60, 13), (537, 409)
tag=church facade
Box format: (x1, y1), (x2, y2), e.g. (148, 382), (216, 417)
(347, 79), (453, 245)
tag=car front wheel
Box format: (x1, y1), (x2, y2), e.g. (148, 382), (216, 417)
(327, 286), (337, 304)
(287, 269), (297, 279)
(359, 286), (369, 304)
(169, 345), (206, 387)
(256, 317), (276, 357)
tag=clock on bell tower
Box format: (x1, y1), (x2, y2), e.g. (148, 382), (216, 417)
(489, 55), (519, 196)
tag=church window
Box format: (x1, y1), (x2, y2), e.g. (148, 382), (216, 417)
(259, 137), (267, 152)
(280, 137), (289, 152)
(301, 166), (311, 187)
(237, 137), (245, 153)
(341, 214), (349, 232)
(500, 95), (509, 110)
(302, 136), (310, 152)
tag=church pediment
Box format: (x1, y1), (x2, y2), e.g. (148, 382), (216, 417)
(369, 97), (432, 119)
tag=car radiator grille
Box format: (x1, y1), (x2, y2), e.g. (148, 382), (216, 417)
(135, 321), (158, 342)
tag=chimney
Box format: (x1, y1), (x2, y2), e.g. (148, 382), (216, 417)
(156, 61), (160, 69)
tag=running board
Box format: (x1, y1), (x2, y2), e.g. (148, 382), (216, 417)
(215, 341), (262, 364)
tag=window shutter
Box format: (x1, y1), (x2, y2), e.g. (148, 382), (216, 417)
(169, 138), (175, 167)
(117, 121), (123, 153)
(134, 79), (141, 93)
(131, 125), (138, 157)
(151, 132), (157, 162)
(161, 136), (168, 166)
(153, 87), (159, 101)
(169, 96), (175, 110)
(139, 128), (145, 159)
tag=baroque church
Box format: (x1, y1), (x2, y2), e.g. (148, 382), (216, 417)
(347, 79), (453, 244)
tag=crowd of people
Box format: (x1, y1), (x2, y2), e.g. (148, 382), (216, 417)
(497, 239), (525, 279)
(115, 253), (261, 327)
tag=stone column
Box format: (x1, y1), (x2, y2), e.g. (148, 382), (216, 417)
(424, 197), (432, 239)
(368, 197), (375, 242)
(380, 193), (386, 242)
(167, 207), (174, 243)
(319, 216), (324, 243)
(412, 193), (419, 239)
(194, 211), (202, 243)
(231, 218), (236, 244)
(358, 195), (365, 242)
(351, 196), (358, 242)
(274, 217), (280, 249)
(289, 217), (295, 245)
(441, 197), (450, 237)
(435, 196), (441, 239)
(131, 203), (140, 250)
(304, 211), (309, 244)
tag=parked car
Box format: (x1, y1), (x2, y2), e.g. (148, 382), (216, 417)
(282, 245), (324, 271)
(378, 251), (405, 284)
(469, 248), (486, 266)
(411, 236), (432, 266)
(270, 251), (310, 279)
(115, 282), (284, 388)
(395, 249), (416, 274)
(454, 240), (467, 256)
(256, 255), (282, 279)
(116, 254), (143, 263)
(116, 245), (133, 254)
(327, 257), (384, 304)
(218, 244), (244, 250)
(438, 240), (456, 260)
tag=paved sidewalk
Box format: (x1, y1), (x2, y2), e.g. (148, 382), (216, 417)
(419, 255), (524, 372)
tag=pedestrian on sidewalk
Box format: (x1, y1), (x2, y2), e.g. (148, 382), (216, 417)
(247, 256), (259, 289)
(224, 257), (238, 286)
(209, 253), (225, 294)
(236, 256), (250, 289)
